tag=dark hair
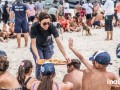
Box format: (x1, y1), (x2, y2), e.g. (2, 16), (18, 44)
(17, 60), (33, 89)
(67, 59), (81, 69)
(73, 16), (78, 23)
(50, 14), (57, 22)
(5, 1), (8, 5)
(0, 56), (9, 72)
(37, 75), (54, 90)
(38, 12), (51, 22)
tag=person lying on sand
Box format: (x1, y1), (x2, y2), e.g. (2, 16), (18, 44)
(68, 38), (119, 90)
(63, 59), (83, 90)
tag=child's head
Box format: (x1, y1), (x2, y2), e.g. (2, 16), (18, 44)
(73, 16), (78, 23)
(89, 51), (111, 69)
(17, 60), (33, 88)
(0, 50), (9, 72)
(67, 59), (81, 73)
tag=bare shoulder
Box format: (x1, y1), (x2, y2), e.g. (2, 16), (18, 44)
(63, 73), (71, 82)
(60, 82), (73, 90)
(31, 81), (41, 90)
(107, 72), (118, 80)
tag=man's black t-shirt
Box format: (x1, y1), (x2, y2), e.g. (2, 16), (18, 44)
(30, 22), (59, 47)
(3, 5), (9, 16)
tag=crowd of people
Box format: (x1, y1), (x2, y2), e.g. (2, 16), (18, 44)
(0, 0), (119, 43)
(0, 0), (120, 89)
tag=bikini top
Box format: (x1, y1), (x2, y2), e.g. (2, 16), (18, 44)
(32, 81), (59, 90)
(23, 77), (32, 90)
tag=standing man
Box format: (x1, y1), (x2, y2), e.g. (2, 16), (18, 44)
(11, 0), (30, 48)
(104, 0), (114, 40)
(0, 0), (2, 23)
(35, 0), (44, 15)
(2, 1), (10, 31)
(82, 0), (93, 26)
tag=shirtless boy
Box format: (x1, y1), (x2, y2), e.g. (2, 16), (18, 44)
(68, 38), (119, 90)
(63, 59), (83, 90)
(91, 12), (104, 29)
(0, 50), (21, 89)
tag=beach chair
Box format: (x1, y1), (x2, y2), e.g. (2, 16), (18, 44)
(116, 43), (120, 58)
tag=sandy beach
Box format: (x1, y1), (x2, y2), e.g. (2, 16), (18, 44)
(0, 22), (120, 82)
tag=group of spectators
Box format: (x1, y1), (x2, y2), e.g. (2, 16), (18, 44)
(0, 0), (120, 43)
(0, 40), (120, 90)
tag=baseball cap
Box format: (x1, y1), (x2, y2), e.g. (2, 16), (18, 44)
(89, 50), (112, 65)
(41, 62), (55, 76)
(0, 50), (7, 57)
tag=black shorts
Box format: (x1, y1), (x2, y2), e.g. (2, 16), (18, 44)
(28, 16), (35, 22)
(105, 15), (113, 31)
(93, 21), (100, 26)
(15, 20), (29, 33)
(86, 14), (92, 20)
(2, 14), (9, 24)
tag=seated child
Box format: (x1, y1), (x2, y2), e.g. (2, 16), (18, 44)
(8, 22), (16, 38)
(17, 60), (37, 90)
(59, 15), (70, 32)
(69, 16), (80, 32)
(91, 12), (104, 29)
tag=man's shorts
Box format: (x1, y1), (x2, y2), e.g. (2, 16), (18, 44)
(15, 20), (29, 33)
(2, 14), (9, 24)
(105, 15), (113, 31)
(86, 14), (92, 20)
(93, 21), (100, 26)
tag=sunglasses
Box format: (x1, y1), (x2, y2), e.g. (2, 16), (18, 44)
(43, 22), (50, 26)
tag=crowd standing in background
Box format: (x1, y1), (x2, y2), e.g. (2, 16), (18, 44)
(0, 0), (120, 90)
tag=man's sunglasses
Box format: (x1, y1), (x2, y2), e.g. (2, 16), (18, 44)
(43, 22), (50, 26)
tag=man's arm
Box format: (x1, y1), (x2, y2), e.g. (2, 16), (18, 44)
(68, 38), (93, 71)
(10, 11), (14, 22)
(55, 37), (70, 62)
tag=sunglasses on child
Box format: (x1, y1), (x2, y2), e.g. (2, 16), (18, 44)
(42, 22), (51, 26)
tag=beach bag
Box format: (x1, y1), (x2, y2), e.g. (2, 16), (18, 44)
(116, 43), (120, 58)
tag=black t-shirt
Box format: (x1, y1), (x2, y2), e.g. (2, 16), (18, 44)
(30, 22), (59, 47)
(3, 5), (9, 15)
(12, 2), (28, 21)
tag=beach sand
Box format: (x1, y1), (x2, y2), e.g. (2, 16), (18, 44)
(0, 23), (120, 82)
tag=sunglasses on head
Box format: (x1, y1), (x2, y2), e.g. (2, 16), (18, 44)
(43, 22), (50, 26)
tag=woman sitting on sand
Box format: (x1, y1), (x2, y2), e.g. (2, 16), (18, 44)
(69, 16), (80, 32)
(0, 50), (21, 89)
(31, 62), (73, 90)
(17, 60), (37, 90)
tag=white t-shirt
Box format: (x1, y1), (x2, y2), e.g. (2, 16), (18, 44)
(48, 7), (57, 15)
(103, 0), (114, 16)
(63, 3), (69, 13)
(82, 3), (93, 14)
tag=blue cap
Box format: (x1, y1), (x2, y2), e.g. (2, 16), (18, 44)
(89, 50), (111, 65)
(41, 62), (55, 76)
(0, 50), (7, 57)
